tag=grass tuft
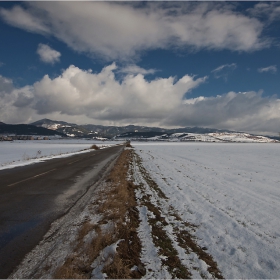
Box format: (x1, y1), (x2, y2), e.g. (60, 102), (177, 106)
(90, 144), (99, 150)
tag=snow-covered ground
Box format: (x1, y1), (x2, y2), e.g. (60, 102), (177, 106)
(0, 139), (119, 170)
(133, 142), (280, 279)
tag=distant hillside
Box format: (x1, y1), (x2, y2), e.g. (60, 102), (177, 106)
(82, 124), (167, 138)
(267, 135), (280, 141)
(117, 131), (169, 139)
(32, 118), (235, 138)
(0, 124), (66, 136)
(31, 118), (75, 127)
(31, 119), (94, 138)
(28, 118), (278, 142)
(115, 131), (278, 143)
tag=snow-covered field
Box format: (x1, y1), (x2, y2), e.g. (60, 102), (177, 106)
(133, 142), (280, 279)
(0, 140), (118, 170)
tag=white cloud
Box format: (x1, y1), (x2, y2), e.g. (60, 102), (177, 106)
(0, 2), (268, 61)
(0, 5), (49, 34)
(258, 65), (277, 74)
(0, 64), (205, 125)
(248, 2), (280, 24)
(212, 63), (237, 73)
(0, 75), (35, 123)
(31, 63), (206, 122)
(211, 63), (237, 81)
(118, 65), (158, 75)
(1, 65), (280, 135)
(37, 43), (61, 64)
(0, 75), (13, 96)
(165, 91), (280, 135)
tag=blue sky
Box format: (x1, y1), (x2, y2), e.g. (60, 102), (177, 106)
(0, 1), (280, 135)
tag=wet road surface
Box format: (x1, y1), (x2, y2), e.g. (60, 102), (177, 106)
(0, 144), (124, 278)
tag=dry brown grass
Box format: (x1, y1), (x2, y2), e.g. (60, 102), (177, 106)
(90, 144), (99, 150)
(54, 227), (105, 279)
(54, 149), (144, 279)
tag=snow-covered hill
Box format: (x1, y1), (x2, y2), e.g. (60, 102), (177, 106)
(31, 119), (96, 138)
(119, 132), (278, 143)
(208, 132), (276, 143)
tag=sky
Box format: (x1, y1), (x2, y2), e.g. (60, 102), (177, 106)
(0, 1), (280, 135)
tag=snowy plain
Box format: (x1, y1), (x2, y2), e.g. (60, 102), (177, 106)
(133, 142), (280, 279)
(0, 139), (118, 170)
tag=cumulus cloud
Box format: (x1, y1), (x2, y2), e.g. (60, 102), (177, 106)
(0, 64), (206, 124)
(258, 65), (277, 74)
(37, 43), (61, 64)
(0, 75), (35, 123)
(211, 63), (237, 81)
(0, 75), (13, 96)
(165, 91), (280, 135)
(1, 65), (280, 135)
(0, 2), (268, 60)
(31, 63), (206, 122)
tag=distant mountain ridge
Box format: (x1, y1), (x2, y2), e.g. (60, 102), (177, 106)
(31, 118), (74, 127)
(0, 123), (66, 136)
(30, 118), (90, 137)
(30, 118), (236, 139)
(1, 118), (278, 143)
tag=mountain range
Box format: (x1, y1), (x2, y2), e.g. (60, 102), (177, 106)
(0, 121), (66, 137)
(30, 118), (235, 139)
(0, 118), (279, 143)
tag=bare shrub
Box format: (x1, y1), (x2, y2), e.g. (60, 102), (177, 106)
(90, 144), (99, 150)
(125, 141), (132, 148)
(22, 153), (30, 161)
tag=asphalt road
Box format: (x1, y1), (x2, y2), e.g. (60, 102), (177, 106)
(0, 144), (124, 278)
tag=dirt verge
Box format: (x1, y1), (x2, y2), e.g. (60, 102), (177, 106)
(54, 149), (144, 279)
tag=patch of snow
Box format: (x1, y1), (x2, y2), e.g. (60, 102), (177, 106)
(91, 239), (124, 279)
(137, 206), (172, 279)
